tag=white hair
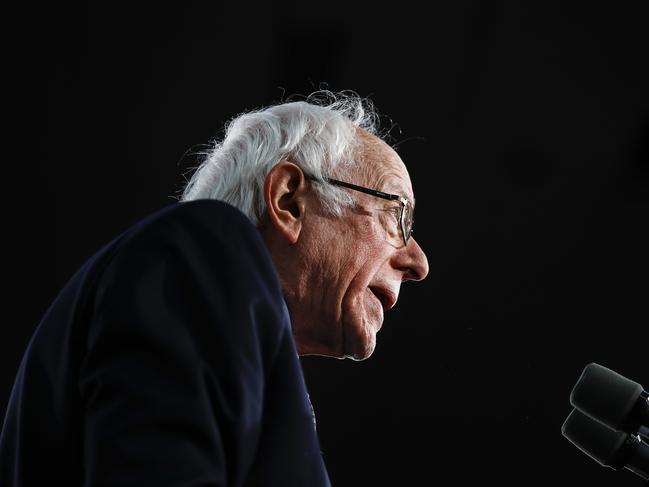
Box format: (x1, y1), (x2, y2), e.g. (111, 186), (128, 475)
(178, 90), (381, 225)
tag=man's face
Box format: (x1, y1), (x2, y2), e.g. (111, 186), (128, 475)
(289, 133), (429, 360)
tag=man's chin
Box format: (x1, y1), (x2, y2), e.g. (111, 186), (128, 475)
(341, 296), (383, 360)
(343, 327), (378, 361)
(346, 350), (373, 361)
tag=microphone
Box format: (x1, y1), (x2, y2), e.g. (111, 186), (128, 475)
(562, 408), (649, 480)
(570, 363), (649, 439)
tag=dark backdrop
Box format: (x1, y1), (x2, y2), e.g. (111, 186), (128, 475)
(3, 1), (649, 485)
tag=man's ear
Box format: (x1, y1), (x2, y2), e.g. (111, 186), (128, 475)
(263, 161), (309, 244)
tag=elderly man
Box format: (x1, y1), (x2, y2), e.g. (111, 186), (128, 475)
(0, 92), (428, 486)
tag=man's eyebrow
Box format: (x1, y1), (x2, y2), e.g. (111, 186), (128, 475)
(388, 186), (414, 206)
(373, 172), (414, 205)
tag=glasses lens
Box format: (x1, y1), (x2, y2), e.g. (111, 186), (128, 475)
(402, 201), (414, 243)
(374, 207), (402, 247)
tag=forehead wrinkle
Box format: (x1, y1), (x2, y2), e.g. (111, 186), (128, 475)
(370, 156), (415, 210)
(375, 169), (414, 203)
(337, 129), (381, 186)
(356, 130), (415, 203)
(335, 128), (415, 209)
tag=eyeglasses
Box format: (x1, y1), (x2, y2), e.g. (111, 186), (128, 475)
(305, 174), (414, 247)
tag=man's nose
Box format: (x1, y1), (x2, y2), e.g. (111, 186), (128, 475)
(398, 237), (429, 282)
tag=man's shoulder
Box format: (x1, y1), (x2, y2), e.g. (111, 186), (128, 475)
(86, 198), (278, 298)
(65, 198), (281, 318)
(114, 199), (262, 256)
(153, 198), (253, 226)
(128, 198), (256, 239)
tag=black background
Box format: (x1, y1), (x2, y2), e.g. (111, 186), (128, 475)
(3, 1), (649, 485)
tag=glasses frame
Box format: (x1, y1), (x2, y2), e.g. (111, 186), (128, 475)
(304, 174), (414, 246)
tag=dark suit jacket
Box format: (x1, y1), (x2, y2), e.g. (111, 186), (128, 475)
(0, 199), (331, 486)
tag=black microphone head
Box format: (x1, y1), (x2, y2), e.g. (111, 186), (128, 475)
(562, 408), (630, 469)
(570, 363), (644, 431)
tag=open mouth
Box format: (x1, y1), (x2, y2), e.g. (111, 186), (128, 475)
(368, 286), (396, 312)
